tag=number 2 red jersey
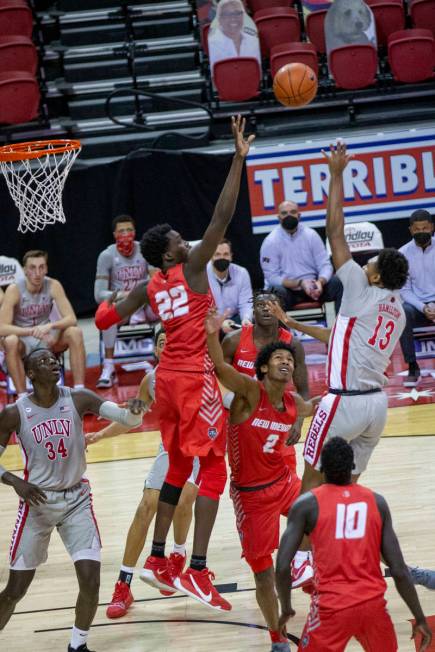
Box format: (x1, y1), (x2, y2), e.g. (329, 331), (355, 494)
(228, 385), (297, 487)
(309, 483), (386, 613)
(147, 263), (214, 372)
(232, 323), (293, 377)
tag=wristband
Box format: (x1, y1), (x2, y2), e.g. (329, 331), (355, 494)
(222, 391), (235, 409)
(95, 300), (122, 330)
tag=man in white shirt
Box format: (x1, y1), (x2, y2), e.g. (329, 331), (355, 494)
(260, 200), (343, 311)
(207, 239), (253, 331)
(399, 209), (435, 386)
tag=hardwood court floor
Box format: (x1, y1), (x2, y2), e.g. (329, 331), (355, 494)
(1, 434), (435, 652)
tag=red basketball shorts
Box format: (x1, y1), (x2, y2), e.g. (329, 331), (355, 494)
(230, 469), (301, 561)
(156, 367), (226, 457)
(298, 596), (397, 651)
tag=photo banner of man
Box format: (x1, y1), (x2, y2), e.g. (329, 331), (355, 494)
(208, 0), (261, 77)
(196, 0), (217, 27)
(325, 0), (377, 56)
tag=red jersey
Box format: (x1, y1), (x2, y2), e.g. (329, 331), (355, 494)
(228, 385), (297, 487)
(232, 323), (292, 377)
(309, 483), (386, 613)
(147, 264), (214, 372)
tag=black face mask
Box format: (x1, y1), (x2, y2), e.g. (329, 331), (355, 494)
(413, 232), (432, 247)
(281, 215), (299, 231)
(213, 258), (230, 272)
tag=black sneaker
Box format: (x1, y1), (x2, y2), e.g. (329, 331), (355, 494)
(68, 645), (95, 652)
(403, 363), (420, 387)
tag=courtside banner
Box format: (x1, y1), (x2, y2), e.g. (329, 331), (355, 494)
(246, 128), (435, 234)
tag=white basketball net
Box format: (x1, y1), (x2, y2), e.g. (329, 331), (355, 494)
(0, 142), (81, 233)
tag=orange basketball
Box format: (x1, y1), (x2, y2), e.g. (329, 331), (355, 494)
(273, 63), (318, 108)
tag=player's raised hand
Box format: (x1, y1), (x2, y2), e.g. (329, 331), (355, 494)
(232, 114), (255, 158)
(265, 299), (287, 324)
(85, 431), (104, 445)
(205, 308), (229, 335)
(412, 620), (432, 651)
(125, 398), (147, 415)
(321, 139), (353, 175)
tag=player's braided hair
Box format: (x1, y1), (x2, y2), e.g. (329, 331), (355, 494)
(140, 223), (172, 268)
(320, 437), (354, 485)
(255, 341), (295, 381)
(377, 247), (408, 291)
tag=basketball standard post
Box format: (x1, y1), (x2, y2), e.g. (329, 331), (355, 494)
(0, 139), (81, 233)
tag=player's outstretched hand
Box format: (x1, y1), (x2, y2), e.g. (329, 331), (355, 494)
(321, 139), (353, 175)
(265, 300), (287, 325)
(205, 308), (229, 336)
(412, 620), (432, 652)
(279, 608), (296, 635)
(126, 398), (147, 415)
(85, 431), (104, 445)
(12, 477), (47, 506)
(232, 114), (255, 158)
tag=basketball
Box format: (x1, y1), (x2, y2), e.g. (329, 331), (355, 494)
(273, 63), (318, 108)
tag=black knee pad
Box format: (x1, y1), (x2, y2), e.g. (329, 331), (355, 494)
(160, 481), (183, 506)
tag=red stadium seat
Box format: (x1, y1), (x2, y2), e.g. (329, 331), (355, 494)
(329, 44), (378, 89)
(0, 71), (39, 124)
(0, 4), (33, 37)
(305, 9), (327, 54)
(254, 8), (301, 56)
(254, 6), (296, 19)
(0, 36), (37, 74)
(248, 0), (295, 10)
(201, 22), (210, 57)
(364, 0), (403, 5)
(270, 42), (318, 77)
(213, 57), (261, 100)
(410, 0), (435, 39)
(370, 2), (405, 46)
(388, 29), (435, 82)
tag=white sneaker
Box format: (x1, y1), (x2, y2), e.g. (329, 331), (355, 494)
(96, 365), (116, 388)
(291, 558), (314, 589)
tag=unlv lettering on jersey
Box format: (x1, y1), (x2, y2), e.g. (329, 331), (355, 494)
(31, 419), (72, 444)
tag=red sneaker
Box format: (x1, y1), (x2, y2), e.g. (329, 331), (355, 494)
(291, 558), (314, 589)
(160, 552), (186, 596)
(174, 567), (232, 611)
(106, 580), (134, 619)
(140, 555), (176, 593)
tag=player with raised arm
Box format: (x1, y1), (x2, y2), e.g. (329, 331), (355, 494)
(0, 349), (145, 652)
(301, 141), (409, 492)
(276, 437), (432, 652)
(206, 308), (319, 652)
(86, 328), (200, 619)
(95, 115), (254, 611)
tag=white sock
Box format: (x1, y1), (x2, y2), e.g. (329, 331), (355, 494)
(70, 625), (89, 650)
(104, 358), (114, 368)
(173, 542), (186, 556)
(293, 550), (309, 569)
(18, 392), (27, 399)
(120, 564), (135, 574)
(74, 384), (84, 390)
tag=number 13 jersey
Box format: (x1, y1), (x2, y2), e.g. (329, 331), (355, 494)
(147, 263), (215, 372)
(328, 259), (405, 391)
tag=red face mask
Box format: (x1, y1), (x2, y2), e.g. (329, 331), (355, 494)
(115, 231), (135, 257)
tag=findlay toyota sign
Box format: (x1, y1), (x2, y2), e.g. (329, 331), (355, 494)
(246, 128), (435, 234)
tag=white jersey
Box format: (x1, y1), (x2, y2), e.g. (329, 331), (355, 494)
(15, 387), (86, 491)
(96, 242), (148, 293)
(14, 277), (53, 328)
(327, 259), (405, 391)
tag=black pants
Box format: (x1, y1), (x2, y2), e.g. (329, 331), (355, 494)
(271, 275), (343, 314)
(399, 302), (433, 364)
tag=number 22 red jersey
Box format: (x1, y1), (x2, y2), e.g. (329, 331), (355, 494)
(309, 483), (386, 613)
(147, 263), (214, 372)
(228, 385), (297, 488)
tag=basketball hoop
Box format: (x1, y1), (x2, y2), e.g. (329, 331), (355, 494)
(0, 139), (81, 233)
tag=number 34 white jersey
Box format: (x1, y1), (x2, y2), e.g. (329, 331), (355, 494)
(327, 259), (405, 391)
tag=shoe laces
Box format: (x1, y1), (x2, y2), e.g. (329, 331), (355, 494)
(111, 581), (129, 602)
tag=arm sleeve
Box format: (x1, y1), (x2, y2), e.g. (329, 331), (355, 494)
(94, 278), (113, 304)
(260, 236), (285, 288)
(336, 258), (369, 316)
(311, 231), (333, 282)
(238, 268), (253, 321)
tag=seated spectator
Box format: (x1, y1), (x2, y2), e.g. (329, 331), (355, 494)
(207, 238), (253, 332)
(260, 200), (343, 312)
(94, 214), (157, 388)
(208, 0), (261, 75)
(399, 209), (435, 386)
(0, 250), (86, 397)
